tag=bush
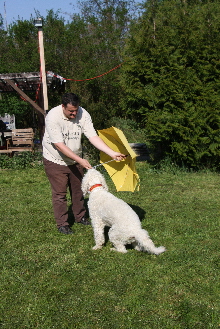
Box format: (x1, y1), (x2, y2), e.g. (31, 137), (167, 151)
(106, 117), (147, 143)
(0, 151), (43, 169)
(120, 0), (220, 169)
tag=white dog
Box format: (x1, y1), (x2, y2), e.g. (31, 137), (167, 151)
(81, 169), (166, 254)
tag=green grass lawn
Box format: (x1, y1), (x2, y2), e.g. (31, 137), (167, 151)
(0, 163), (219, 328)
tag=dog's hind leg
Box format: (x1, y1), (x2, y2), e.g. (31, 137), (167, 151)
(132, 241), (142, 251)
(108, 228), (127, 253)
(92, 219), (105, 250)
(110, 244), (127, 253)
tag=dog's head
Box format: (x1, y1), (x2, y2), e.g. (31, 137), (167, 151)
(81, 168), (109, 196)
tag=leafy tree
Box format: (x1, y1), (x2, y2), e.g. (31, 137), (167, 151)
(0, 14), (9, 73)
(0, 18), (41, 129)
(64, 0), (137, 127)
(1, 19), (39, 73)
(120, 0), (220, 169)
(0, 2), (137, 134)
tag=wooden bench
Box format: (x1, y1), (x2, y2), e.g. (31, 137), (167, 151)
(0, 149), (12, 154)
(7, 128), (34, 153)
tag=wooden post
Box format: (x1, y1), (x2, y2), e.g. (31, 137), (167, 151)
(38, 27), (48, 115)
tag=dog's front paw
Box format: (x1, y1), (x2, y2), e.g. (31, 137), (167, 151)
(92, 245), (103, 250)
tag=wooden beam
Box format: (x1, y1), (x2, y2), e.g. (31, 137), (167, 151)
(38, 29), (48, 114)
(4, 79), (45, 116)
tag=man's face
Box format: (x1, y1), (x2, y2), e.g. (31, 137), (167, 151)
(62, 104), (79, 119)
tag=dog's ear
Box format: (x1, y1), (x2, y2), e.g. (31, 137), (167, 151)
(99, 173), (108, 191)
(81, 174), (89, 196)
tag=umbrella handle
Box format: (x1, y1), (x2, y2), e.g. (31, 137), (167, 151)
(93, 155), (129, 169)
(93, 159), (116, 169)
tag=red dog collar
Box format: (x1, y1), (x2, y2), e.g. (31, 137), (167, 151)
(89, 184), (102, 192)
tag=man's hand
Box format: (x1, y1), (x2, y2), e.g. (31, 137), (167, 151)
(77, 158), (92, 170)
(89, 136), (127, 160)
(111, 152), (127, 161)
(54, 142), (92, 169)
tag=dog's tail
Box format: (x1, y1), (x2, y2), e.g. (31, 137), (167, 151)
(136, 229), (166, 255)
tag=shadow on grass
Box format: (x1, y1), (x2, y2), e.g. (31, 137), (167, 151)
(127, 203), (146, 221)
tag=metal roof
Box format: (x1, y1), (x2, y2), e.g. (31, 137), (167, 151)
(0, 71), (65, 93)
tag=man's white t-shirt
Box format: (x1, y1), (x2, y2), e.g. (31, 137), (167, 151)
(42, 105), (97, 166)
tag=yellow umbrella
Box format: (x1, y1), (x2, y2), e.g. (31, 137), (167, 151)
(97, 126), (140, 192)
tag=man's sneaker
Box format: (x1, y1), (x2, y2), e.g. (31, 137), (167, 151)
(58, 225), (73, 234)
(77, 217), (91, 225)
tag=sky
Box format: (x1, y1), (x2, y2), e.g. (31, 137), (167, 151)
(0, 0), (80, 27)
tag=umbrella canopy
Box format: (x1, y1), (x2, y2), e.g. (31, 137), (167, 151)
(97, 126), (140, 192)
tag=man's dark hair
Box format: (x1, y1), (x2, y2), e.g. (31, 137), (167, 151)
(62, 93), (80, 107)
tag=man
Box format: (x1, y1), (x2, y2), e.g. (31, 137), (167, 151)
(43, 93), (125, 234)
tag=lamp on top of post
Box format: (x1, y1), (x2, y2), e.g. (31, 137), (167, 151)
(34, 17), (48, 116)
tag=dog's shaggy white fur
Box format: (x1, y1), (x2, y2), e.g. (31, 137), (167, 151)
(82, 169), (166, 254)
